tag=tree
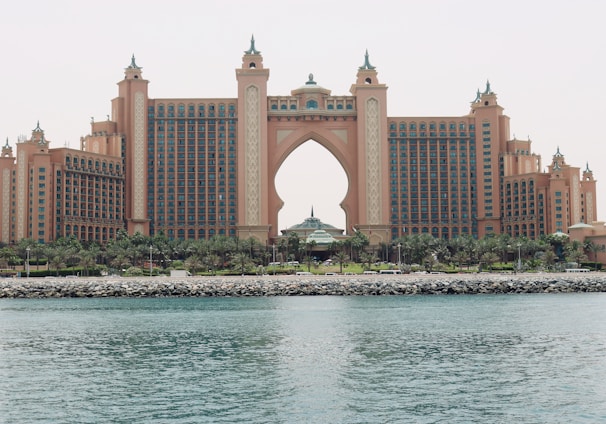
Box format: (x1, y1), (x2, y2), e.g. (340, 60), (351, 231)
(305, 240), (317, 272)
(287, 232), (301, 261)
(350, 231), (369, 262)
(480, 252), (500, 272)
(332, 251), (349, 274)
(0, 247), (18, 269)
(184, 255), (204, 275)
(452, 250), (469, 271)
(230, 252), (252, 275)
(541, 250), (558, 271)
(359, 251), (377, 271)
(203, 253), (221, 275)
(48, 255), (66, 276)
(423, 253), (438, 272)
(79, 251), (97, 276)
(584, 239), (605, 270)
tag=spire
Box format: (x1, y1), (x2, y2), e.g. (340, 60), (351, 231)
(311, 206), (314, 218)
(483, 80), (493, 95)
(358, 49), (376, 70)
(4, 137), (9, 148)
(554, 146), (563, 157)
(244, 34), (261, 55)
(585, 162), (592, 173)
(128, 54), (140, 69)
(33, 121), (42, 132)
(471, 88), (481, 103)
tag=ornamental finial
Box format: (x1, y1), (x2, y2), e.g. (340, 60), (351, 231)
(128, 54), (140, 69)
(244, 34), (261, 55)
(483, 79), (492, 94)
(471, 88), (481, 103)
(358, 49), (376, 70)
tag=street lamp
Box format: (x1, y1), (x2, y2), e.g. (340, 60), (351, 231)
(26, 247), (30, 278)
(272, 243), (276, 275)
(397, 243), (402, 270)
(149, 245), (153, 277)
(517, 243), (522, 272)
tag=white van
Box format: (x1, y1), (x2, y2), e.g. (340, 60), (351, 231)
(379, 269), (402, 275)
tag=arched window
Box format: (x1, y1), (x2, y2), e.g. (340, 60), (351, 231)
(306, 99), (318, 109)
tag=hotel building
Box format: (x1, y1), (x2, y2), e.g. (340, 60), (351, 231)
(0, 38), (598, 245)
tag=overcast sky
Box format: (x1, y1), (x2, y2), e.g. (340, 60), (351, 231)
(2, 0), (605, 232)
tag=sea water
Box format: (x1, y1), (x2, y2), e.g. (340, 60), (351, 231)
(1, 294), (606, 423)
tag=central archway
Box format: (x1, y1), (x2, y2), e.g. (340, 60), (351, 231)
(275, 140), (347, 232)
(267, 126), (358, 242)
(235, 49), (391, 246)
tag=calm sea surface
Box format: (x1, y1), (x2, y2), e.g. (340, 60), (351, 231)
(1, 293), (606, 423)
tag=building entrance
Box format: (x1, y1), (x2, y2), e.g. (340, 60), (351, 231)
(235, 44), (391, 245)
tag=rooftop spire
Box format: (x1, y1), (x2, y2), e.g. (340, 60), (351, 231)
(358, 49), (376, 70)
(311, 206), (314, 218)
(244, 34), (261, 55)
(33, 121), (43, 132)
(483, 80), (493, 95)
(4, 137), (9, 148)
(471, 88), (481, 103)
(554, 146), (563, 157)
(128, 54), (140, 69)
(585, 162), (592, 173)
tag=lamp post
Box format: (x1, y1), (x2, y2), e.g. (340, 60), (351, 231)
(26, 247), (30, 278)
(149, 245), (153, 277)
(397, 243), (402, 270)
(272, 243), (276, 275)
(517, 243), (522, 272)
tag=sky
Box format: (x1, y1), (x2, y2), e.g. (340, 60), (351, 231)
(2, 0), (605, 232)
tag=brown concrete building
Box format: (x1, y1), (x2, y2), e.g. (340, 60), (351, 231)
(0, 38), (599, 245)
(0, 122), (125, 244)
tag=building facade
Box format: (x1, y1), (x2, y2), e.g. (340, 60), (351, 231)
(0, 38), (598, 245)
(0, 122), (125, 244)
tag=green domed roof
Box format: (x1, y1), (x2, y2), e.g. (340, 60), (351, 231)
(288, 215), (338, 231)
(305, 229), (335, 245)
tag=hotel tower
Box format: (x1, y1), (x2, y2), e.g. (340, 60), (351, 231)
(0, 38), (598, 245)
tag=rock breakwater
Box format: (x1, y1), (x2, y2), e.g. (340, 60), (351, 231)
(2, 273), (606, 298)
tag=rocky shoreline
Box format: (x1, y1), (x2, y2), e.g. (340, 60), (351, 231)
(2, 273), (606, 298)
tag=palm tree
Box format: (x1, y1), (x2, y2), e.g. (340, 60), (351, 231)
(230, 252), (251, 275)
(110, 254), (131, 275)
(204, 253), (222, 275)
(542, 250), (558, 271)
(480, 251), (500, 272)
(184, 255), (204, 275)
(350, 231), (369, 262)
(49, 255), (66, 276)
(304, 240), (317, 272)
(79, 251), (97, 276)
(452, 250), (469, 271)
(332, 251), (349, 274)
(359, 251), (377, 271)
(583, 239), (605, 270)
(0, 247), (18, 269)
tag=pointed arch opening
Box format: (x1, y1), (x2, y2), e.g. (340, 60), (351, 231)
(275, 140), (347, 232)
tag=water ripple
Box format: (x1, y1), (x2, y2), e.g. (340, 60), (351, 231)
(1, 294), (606, 423)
